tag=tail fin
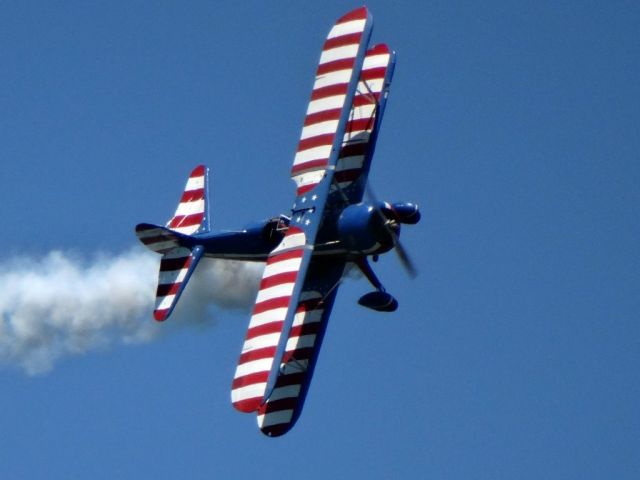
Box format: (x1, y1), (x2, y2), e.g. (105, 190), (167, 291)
(166, 164), (210, 235)
(135, 165), (210, 321)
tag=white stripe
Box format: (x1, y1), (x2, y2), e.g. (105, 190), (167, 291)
(319, 44), (359, 65)
(234, 357), (274, 379)
(164, 247), (190, 259)
(363, 53), (390, 69)
(336, 155), (365, 171)
(293, 144), (332, 166)
(174, 199), (204, 217)
(136, 228), (165, 239)
(344, 130), (370, 144)
(300, 119), (340, 140)
(255, 283), (295, 304)
(184, 175), (204, 191)
(299, 291), (322, 301)
(241, 332), (282, 353)
(285, 334), (316, 352)
(249, 308), (288, 328)
(327, 19), (366, 39)
(292, 171), (324, 188)
(232, 383), (266, 403)
(312, 69), (352, 90)
(171, 224), (200, 235)
(349, 103), (376, 121)
(358, 77), (385, 94)
(268, 384), (301, 402)
(156, 294), (176, 311)
(306, 94), (346, 115)
(272, 232), (306, 252)
(158, 267), (188, 285)
(263, 258), (302, 278)
(145, 240), (178, 252)
(257, 409), (294, 428)
(279, 358), (309, 375)
(292, 308), (324, 327)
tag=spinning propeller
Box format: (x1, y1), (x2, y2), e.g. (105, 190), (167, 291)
(367, 186), (419, 278)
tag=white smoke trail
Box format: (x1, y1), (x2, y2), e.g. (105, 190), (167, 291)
(0, 249), (262, 375)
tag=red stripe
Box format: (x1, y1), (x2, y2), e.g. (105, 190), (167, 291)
(339, 141), (368, 158)
(336, 6), (367, 24)
(334, 168), (362, 184)
(366, 43), (390, 56)
(168, 213), (203, 229)
(360, 66), (387, 82)
(291, 159), (327, 176)
(238, 346), (277, 366)
(297, 133), (334, 153)
(140, 234), (175, 246)
(316, 57), (355, 77)
(156, 282), (181, 297)
(232, 371), (269, 390)
(289, 321), (321, 339)
(260, 397), (298, 413)
(160, 255), (191, 271)
(345, 117), (375, 134)
(296, 184), (318, 196)
(283, 348), (314, 362)
(245, 320), (285, 340)
(310, 83), (348, 101)
(352, 92), (380, 108)
(252, 296), (291, 316)
(304, 108), (341, 127)
(179, 188), (204, 203)
(269, 371), (306, 388)
(190, 165), (206, 177)
(260, 271), (298, 290)
(268, 248), (304, 264)
(322, 32), (362, 51)
(153, 308), (169, 321)
(296, 297), (324, 313)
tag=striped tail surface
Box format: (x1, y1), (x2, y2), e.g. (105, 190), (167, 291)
(166, 165), (209, 235)
(135, 165), (210, 321)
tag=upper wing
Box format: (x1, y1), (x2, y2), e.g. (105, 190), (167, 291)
(291, 6), (373, 196)
(231, 6), (373, 414)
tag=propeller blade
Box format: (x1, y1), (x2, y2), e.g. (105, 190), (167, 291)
(391, 232), (418, 278)
(366, 186), (418, 278)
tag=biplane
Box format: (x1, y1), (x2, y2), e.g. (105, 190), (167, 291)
(136, 6), (420, 437)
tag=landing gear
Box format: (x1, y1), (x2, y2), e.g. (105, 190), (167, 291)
(354, 258), (398, 312)
(358, 291), (398, 312)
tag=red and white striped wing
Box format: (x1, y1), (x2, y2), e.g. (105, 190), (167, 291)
(291, 7), (372, 196)
(231, 227), (307, 412)
(256, 260), (345, 436)
(166, 165), (207, 235)
(334, 44), (394, 195)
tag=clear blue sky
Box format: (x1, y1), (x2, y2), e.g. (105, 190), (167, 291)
(1, 1), (638, 478)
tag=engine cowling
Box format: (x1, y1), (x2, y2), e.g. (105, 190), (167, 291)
(337, 203), (394, 254)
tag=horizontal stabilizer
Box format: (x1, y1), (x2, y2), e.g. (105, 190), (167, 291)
(135, 223), (192, 253)
(153, 245), (204, 321)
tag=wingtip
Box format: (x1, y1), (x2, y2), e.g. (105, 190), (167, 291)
(337, 6), (369, 24)
(153, 309), (169, 321)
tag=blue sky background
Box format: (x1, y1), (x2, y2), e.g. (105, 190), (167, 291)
(1, 1), (638, 478)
